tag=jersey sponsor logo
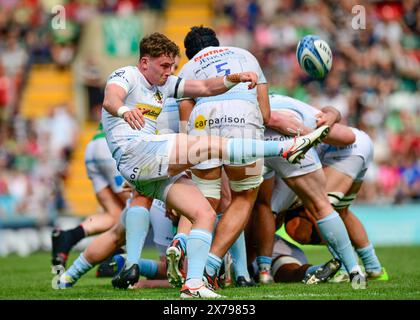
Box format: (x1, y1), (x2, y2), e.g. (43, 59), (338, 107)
(194, 115), (207, 130)
(194, 114), (246, 130)
(136, 103), (162, 121)
(153, 90), (163, 104)
(193, 48), (230, 62)
(264, 135), (293, 142)
(109, 70), (127, 82)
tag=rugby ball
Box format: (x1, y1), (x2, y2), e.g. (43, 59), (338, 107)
(296, 35), (332, 79)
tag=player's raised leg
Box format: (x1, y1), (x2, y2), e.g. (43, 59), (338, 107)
(166, 128), (330, 178)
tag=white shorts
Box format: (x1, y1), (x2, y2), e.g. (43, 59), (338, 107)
(150, 199), (175, 249)
(263, 128), (322, 179)
(85, 138), (124, 193)
(118, 134), (183, 201)
(318, 129), (373, 181)
(270, 175), (298, 214)
(188, 99), (264, 170)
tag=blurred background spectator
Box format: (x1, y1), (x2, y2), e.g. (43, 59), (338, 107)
(213, 0), (419, 203)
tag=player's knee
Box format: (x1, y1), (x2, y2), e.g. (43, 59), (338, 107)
(191, 173), (221, 200)
(190, 205), (216, 224)
(308, 194), (334, 219)
(229, 175), (263, 192)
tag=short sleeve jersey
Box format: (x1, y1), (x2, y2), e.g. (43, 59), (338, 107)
(102, 66), (182, 158)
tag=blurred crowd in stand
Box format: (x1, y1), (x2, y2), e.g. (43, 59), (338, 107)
(213, 0), (420, 203)
(0, 1), (419, 229)
(0, 0), (163, 225)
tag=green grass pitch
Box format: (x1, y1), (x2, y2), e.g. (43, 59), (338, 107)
(1, 246), (420, 300)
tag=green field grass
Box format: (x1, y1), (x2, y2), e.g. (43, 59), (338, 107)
(1, 246), (420, 300)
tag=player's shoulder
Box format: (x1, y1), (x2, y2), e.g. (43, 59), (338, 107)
(108, 66), (137, 80)
(228, 46), (258, 58)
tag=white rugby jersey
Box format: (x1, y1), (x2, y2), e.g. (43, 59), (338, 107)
(102, 66), (182, 162)
(179, 46), (266, 105)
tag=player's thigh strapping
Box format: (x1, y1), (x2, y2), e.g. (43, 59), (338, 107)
(318, 129), (373, 209)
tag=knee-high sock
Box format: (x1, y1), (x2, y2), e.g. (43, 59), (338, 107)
(125, 206), (150, 267)
(356, 243), (382, 273)
(226, 138), (294, 163)
(256, 255), (272, 272)
(205, 252), (223, 278)
(186, 229), (212, 283)
(317, 212), (361, 274)
(327, 245), (347, 272)
(213, 214), (249, 279)
(229, 231), (251, 280)
(65, 253), (92, 281)
(138, 259), (158, 279)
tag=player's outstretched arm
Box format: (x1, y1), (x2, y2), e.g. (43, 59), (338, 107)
(183, 72), (258, 98)
(323, 123), (356, 146)
(315, 105), (356, 145)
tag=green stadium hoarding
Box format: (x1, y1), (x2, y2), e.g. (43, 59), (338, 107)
(103, 16), (141, 57)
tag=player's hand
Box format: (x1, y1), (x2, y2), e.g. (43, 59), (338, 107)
(123, 108), (149, 130)
(316, 106), (341, 127)
(238, 72), (258, 89)
(316, 112), (336, 127)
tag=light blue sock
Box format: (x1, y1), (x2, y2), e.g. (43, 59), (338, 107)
(229, 231), (250, 279)
(356, 243), (382, 273)
(173, 233), (187, 253)
(186, 229), (212, 281)
(125, 206), (150, 267)
(66, 253), (92, 281)
(205, 252), (223, 277)
(227, 138), (293, 163)
(138, 259), (158, 279)
(257, 256), (272, 271)
(317, 212), (359, 274)
(305, 264), (324, 277)
(327, 245), (347, 272)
